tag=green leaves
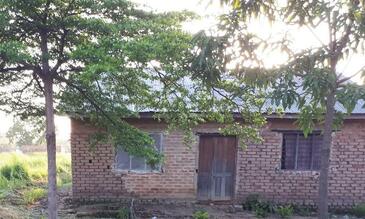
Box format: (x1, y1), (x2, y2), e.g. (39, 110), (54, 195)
(0, 0), (198, 163)
(296, 105), (325, 137)
(220, 0), (276, 21)
(337, 84), (365, 114)
(284, 0), (329, 26)
(0, 41), (32, 64)
(190, 31), (226, 85)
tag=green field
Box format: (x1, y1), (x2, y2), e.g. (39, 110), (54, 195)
(0, 152), (71, 218)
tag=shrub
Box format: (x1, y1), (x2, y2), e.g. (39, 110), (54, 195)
(23, 188), (46, 204)
(276, 205), (294, 219)
(242, 194), (276, 218)
(0, 174), (8, 190)
(116, 207), (130, 219)
(293, 205), (313, 217)
(242, 194), (260, 211)
(0, 162), (29, 181)
(352, 203), (365, 217)
(0, 152), (71, 194)
(29, 168), (47, 182)
(254, 205), (269, 218)
(57, 172), (72, 188)
(193, 210), (209, 219)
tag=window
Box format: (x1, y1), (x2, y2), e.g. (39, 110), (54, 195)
(115, 133), (163, 172)
(281, 132), (322, 170)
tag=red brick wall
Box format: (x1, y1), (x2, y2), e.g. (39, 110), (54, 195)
(71, 119), (200, 200)
(236, 119), (365, 207)
(71, 118), (365, 206)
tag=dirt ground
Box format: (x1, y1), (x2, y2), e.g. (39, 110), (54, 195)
(0, 187), (361, 219)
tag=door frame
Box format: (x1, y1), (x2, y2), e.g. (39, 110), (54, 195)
(196, 133), (238, 202)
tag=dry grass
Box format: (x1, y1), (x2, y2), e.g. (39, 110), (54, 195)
(23, 188), (47, 205)
(0, 205), (23, 219)
(0, 152), (71, 218)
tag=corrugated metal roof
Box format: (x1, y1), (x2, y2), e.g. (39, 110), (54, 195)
(260, 100), (365, 114)
(137, 71), (365, 115)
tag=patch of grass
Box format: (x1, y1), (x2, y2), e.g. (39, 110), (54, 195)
(0, 152), (71, 200)
(0, 174), (8, 189)
(293, 205), (314, 216)
(0, 162), (29, 181)
(27, 158), (48, 182)
(116, 207), (130, 219)
(255, 206), (269, 218)
(23, 187), (47, 205)
(193, 210), (209, 219)
(276, 205), (294, 219)
(352, 203), (365, 217)
(242, 193), (260, 211)
(242, 194), (283, 218)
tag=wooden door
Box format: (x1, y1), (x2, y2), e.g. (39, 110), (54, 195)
(197, 135), (236, 201)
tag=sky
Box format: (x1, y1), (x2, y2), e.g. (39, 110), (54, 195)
(134, 0), (365, 83)
(1, 0), (364, 141)
(0, 112), (70, 144)
(134, 0), (225, 33)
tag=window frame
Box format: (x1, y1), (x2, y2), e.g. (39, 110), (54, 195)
(113, 132), (164, 173)
(280, 131), (322, 171)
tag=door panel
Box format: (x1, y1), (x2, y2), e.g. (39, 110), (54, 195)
(197, 136), (214, 200)
(197, 135), (236, 201)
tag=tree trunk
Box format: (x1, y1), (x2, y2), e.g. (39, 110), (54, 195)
(318, 89), (336, 219)
(43, 77), (57, 219)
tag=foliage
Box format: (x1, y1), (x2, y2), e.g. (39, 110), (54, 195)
(0, 1), (196, 215)
(6, 117), (45, 147)
(0, 0), (196, 175)
(352, 203), (365, 217)
(0, 174), (7, 190)
(0, 153), (71, 195)
(192, 1), (365, 141)
(192, 210), (209, 219)
(0, 153), (62, 218)
(116, 207), (130, 219)
(197, 0), (365, 218)
(293, 205), (314, 217)
(242, 194), (277, 218)
(242, 194), (261, 211)
(255, 206), (269, 218)
(23, 188), (47, 205)
(0, 163), (29, 181)
(242, 194), (276, 212)
(56, 157), (72, 187)
(276, 205), (294, 219)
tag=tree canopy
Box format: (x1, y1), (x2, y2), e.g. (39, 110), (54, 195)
(0, 0), (195, 217)
(0, 0), (197, 161)
(0, 1), (273, 215)
(6, 117), (45, 147)
(193, 1), (365, 218)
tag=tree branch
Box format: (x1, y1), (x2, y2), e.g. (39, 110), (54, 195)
(212, 87), (241, 111)
(12, 78), (35, 100)
(305, 24), (329, 52)
(337, 65), (365, 85)
(43, 0), (51, 23)
(0, 66), (34, 73)
(332, 8), (356, 62)
(33, 72), (44, 93)
(51, 28), (69, 75)
(57, 65), (83, 76)
(54, 75), (119, 127)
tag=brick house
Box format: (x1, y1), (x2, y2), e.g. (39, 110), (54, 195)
(71, 109), (365, 207)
